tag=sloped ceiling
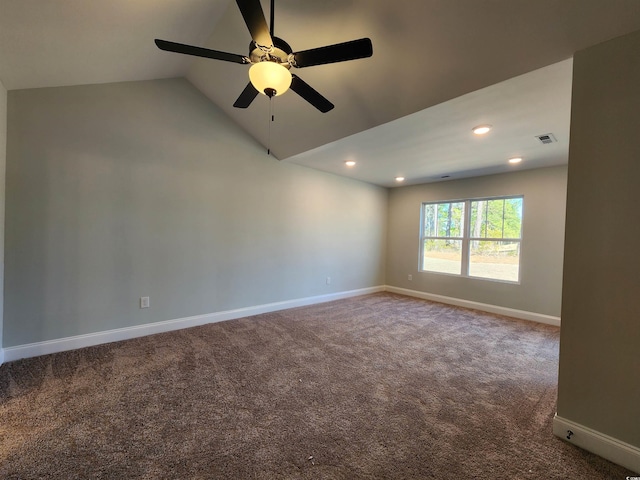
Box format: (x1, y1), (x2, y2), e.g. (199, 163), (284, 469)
(2, 0), (640, 186)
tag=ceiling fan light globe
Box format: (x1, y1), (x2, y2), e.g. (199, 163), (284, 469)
(249, 62), (292, 97)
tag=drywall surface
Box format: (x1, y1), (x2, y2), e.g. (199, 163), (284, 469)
(0, 79), (6, 353)
(386, 166), (567, 317)
(557, 30), (640, 447)
(4, 78), (387, 347)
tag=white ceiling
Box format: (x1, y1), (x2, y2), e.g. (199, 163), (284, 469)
(0, 0), (227, 89)
(2, 1), (640, 187)
(288, 59), (573, 187)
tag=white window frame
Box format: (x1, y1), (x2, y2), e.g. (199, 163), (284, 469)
(419, 195), (523, 283)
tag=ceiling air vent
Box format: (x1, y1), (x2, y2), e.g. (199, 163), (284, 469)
(536, 133), (557, 144)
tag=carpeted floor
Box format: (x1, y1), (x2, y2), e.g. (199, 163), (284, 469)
(0, 293), (634, 478)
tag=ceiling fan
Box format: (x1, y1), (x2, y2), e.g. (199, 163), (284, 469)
(155, 0), (373, 113)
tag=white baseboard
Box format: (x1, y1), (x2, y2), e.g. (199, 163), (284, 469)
(385, 286), (561, 326)
(2, 285), (557, 363)
(553, 415), (640, 474)
(2, 286), (385, 363)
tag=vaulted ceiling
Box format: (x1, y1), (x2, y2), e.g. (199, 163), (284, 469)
(2, 0), (640, 186)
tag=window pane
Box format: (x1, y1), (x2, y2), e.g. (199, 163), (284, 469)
(468, 240), (520, 282)
(470, 197), (522, 239)
(503, 197), (523, 239)
(422, 239), (462, 275)
(423, 204), (437, 237)
(470, 200), (487, 238)
(424, 202), (465, 238)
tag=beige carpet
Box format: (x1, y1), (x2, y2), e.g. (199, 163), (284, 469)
(0, 293), (634, 478)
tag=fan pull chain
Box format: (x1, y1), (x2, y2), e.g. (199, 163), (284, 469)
(267, 97), (274, 156)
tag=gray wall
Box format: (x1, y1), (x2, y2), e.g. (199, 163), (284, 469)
(557, 30), (640, 447)
(386, 166), (567, 317)
(4, 78), (387, 347)
(0, 79), (6, 354)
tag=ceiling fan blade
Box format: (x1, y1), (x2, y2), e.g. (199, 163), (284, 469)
(236, 0), (274, 48)
(233, 82), (260, 108)
(292, 38), (373, 68)
(290, 74), (334, 113)
(155, 39), (248, 64)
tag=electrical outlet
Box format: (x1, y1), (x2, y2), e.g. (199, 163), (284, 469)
(326, 276), (331, 285)
(408, 274), (413, 281)
(140, 296), (150, 309)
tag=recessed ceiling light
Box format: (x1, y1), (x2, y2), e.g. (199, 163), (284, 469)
(508, 157), (523, 164)
(345, 160), (356, 167)
(395, 176), (405, 182)
(472, 124), (492, 135)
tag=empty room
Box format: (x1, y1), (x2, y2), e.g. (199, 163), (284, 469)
(1, 1), (639, 478)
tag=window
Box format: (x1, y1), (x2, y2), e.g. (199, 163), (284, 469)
(421, 202), (466, 275)
(420, 196), (523, 282)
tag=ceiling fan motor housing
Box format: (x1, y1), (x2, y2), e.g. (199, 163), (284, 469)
(249, 37), (293, 68)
